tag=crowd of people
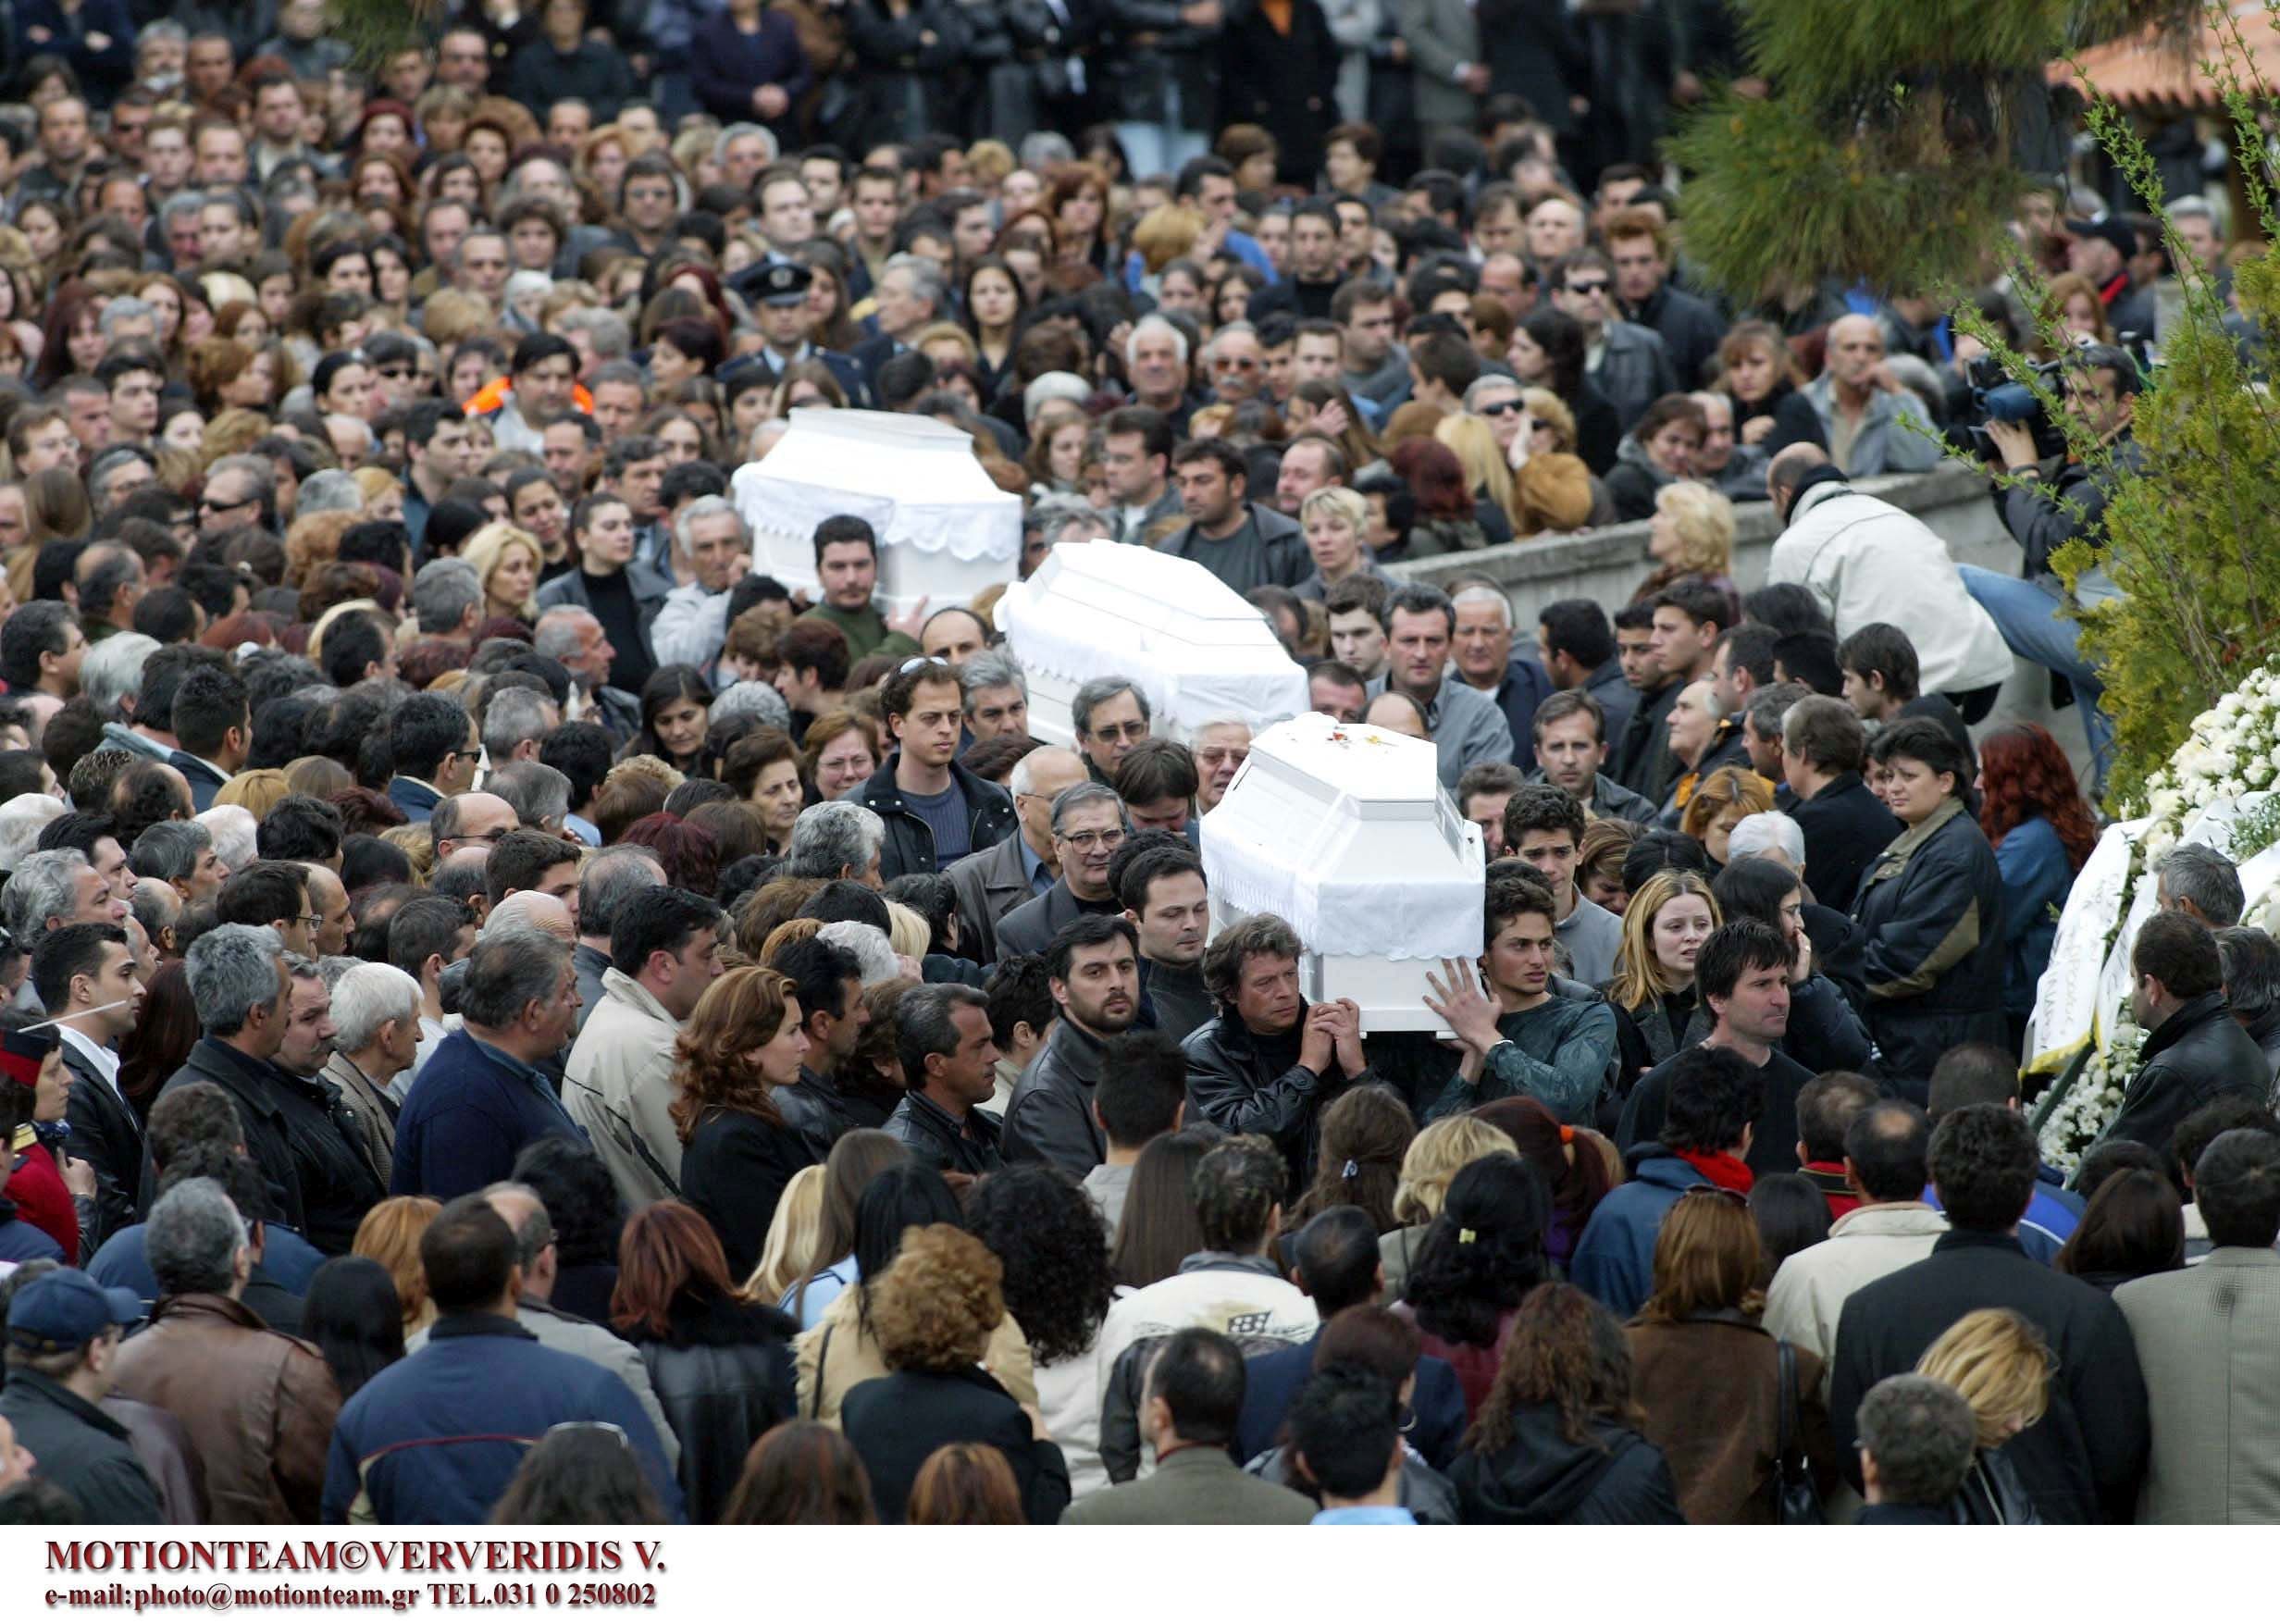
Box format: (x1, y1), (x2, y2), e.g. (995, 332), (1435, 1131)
(0, 0), (2254, 1533)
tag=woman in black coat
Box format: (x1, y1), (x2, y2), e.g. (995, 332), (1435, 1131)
(1851, 718), (2007, 1093)
(675, 967), (819, 1284)
(613, 1200), (799, 1524)
(1450, 1282), (1684, 1525)
(838, 1222), (1071, 1524)
(1217, 0), (1339, 184)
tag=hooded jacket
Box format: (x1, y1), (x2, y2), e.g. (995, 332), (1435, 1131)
(1451, 1405), (1685, 1524)
(1569, 1148), (1703, 1320)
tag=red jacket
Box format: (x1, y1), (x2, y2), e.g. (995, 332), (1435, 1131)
(6, 1131), (77, 1260)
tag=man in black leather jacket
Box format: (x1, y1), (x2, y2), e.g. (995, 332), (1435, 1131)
(2091, 911), (2269, 1167)
(1182, 911), (1367, 1185)
(1002, 914), (1140, 1176)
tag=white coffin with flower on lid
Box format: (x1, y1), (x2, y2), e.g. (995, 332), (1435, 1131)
(731, 407), (1022, 615)
(1199, 711), (1486, 1033)
(997, 539), (1309, 749)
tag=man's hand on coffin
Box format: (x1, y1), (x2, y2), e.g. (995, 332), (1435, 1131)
(1298, 1005), (1339, 1076)
(885, 595), (932, 640)
(1423, 959), (1503, 1057)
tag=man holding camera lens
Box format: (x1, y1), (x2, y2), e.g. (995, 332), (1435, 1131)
(1958, 343), (2142, 791)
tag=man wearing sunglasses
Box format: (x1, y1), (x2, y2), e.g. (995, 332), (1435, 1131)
(1548, 247), (1677, 430)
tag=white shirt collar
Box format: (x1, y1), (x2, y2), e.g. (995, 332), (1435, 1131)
(56, 1023), (119, 1093)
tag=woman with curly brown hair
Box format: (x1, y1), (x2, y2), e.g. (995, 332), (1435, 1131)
(611, 1198), (799, 1524)
(673, 967), (817, 1282)
(1450, 1282), (1684, 1523)
(837, 1222), (1071, 1524)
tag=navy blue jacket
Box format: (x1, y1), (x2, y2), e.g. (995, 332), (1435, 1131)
(391, 1030), (588, 1201)
(323, 1314), (682, 1523)
(386, 776), (441, 824)
(1237, 1328), (1468, 1470)
(1568, 1149), (1700, 1320)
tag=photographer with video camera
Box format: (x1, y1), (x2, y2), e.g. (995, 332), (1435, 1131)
(1958, 342), (2144, 792)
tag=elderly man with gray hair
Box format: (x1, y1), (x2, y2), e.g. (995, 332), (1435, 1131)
(2158, 842), (2246, 930)
(480, 687), (561, 768)
(107, 1177), (342, 1522)
(783, 800), (886, 886)
(651, 499), (750, 677)
(160, 924), (313, 1233)
(994, 782), (1128, 959)
(79, 632), (160, 721)
(131, 818), (228, 905)
(323, 962), (425, 1185)
(390, 928), (586, 1200)
(3, 848), (123, 953)
(485, 759), (575, 839)
(571, 845), (666, 1031)
(412, 558), (485, 642)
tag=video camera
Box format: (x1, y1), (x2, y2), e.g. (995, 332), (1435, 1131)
(1964, 353), (2070, 465)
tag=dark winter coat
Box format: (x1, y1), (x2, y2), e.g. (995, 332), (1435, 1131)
(1827, 1229), (2150, 1524)
(849, 754), (1019, 884)
(1850, 798), (2007, 1092)
(1182, 1008), (1358, 1185)
(1001, 1020), (1109, 1175)
(680, 1106), (818, 1283)
(2095, 992), (2272, 1162)
(841, 1363), (1072, 1523)
(1216, 0), (1338, 180)
(1450, 1404), (1686, 1524)
(1790, 772), (1902, 914)
(628, 1294), (799, 1526)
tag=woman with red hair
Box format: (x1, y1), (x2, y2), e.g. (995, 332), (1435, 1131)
(1386, 439), (1488, 560)
(1976, 723), (2097, 1051)
(613, 1198), (799, 1524)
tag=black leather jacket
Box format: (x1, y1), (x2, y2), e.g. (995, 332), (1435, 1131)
(1182, 1007), (1361, 1186)
(1001, 1021), (1109, 1176)
(628, 1295), (798, 1526)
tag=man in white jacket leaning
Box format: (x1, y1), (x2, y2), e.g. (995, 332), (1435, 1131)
(1763, 443), (2014, 724)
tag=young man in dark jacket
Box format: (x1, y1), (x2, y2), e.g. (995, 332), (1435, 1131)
(1778, 695), (1900, 914)
(2091, 910), (2270, 1165)
(1828, 1105), (2150, 1524)
(1002, 915), (1140, 1176)
(849, 660), (1017, 883)
(1571, 1046), (1765, 1320)
(1617, 919), (1813, 1178)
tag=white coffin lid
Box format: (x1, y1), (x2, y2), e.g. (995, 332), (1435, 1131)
(998, 540), (1309, 731)
(731, 407), (1022, 567)
(1200, 711), (1484, 961)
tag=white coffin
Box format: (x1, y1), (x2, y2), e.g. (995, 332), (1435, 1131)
(1200, 712), (1485, 1032)
(998, 540), (1309, 748)
(731, 407), (1022, 615)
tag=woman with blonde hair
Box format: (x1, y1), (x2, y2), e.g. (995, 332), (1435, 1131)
(1297, 485), (1378, 592)
(379, 823), (435, 885)
(2039, 271), (2113, 351)
(1680, 765), (1777, 865)
(1604, 871), (1721, 1097)
(1382, 1114), (1518, 1301)
(1637, 480), (1740, 611)
(1435, 412), (1519, 536)
(1131, 204), (1206, 287)
(1626, 1188), (1838, 1522)
(460, 522), (544, 622)
(353, 1194), (443, 1334)
(1914, 1308), (2053, 1523)
(200, 407), (272, 466)
(214, 769), (291, 817)
(1512, 387), (1606, 532)
(283, 509), (358, 589)
(352, 466), (405, 523)
(747, 1163), (826, 1301)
